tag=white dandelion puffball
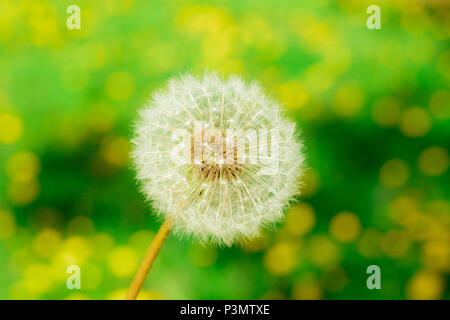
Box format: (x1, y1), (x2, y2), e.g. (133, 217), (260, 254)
(132, 72), (304, 246)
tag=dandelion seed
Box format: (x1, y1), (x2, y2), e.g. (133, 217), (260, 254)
(127, 72), (304, 299)
(133, 71), (304, 244)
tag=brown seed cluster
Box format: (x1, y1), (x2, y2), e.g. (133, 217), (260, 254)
(191, 130), (243, 182)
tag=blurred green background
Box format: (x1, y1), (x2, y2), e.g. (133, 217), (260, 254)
(0, 0), (449, 300)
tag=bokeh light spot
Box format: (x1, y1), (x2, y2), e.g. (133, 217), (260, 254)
(263, 242), (298, 275)
(101, 136), (130, 167)
(399, 107), (431, 137)
(329, 211), (361, 243)
(23, 263), (53, 294)
(389, 196), (419, 226)
(9, 281), (38, 300)
(379, 159), (410, 188)
(107, 288), (163, 300)
(61, 236), (92, 265)
(307, 235), (341, 269)
(0, 113), (23, 144)
(285, 203), (315, 237)
(418, 146), (449, 176)
(129, 230), (155, 255)
(6, 151), (40, 182)
(276, 80), (309, 110)
(8, 179), (40, 205)
(422, 239), (450, 272)
(108, 246), (138, 278)
(292, 273), (322, 300)
(406, 271), (444, 300)
(33, 228), (62, 259)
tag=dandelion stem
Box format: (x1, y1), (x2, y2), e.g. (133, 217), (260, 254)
(125, 218), (171, 300)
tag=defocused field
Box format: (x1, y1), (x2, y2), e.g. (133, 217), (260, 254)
(0, 0), (449, 300)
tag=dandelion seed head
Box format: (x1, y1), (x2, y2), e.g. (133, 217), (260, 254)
(132, 72), (304, 246)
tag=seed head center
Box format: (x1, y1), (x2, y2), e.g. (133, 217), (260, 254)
(191, 129), (243, 182)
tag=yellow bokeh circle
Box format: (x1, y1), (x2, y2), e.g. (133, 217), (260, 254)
(388, 196), (419, 226)
(101, 136), (130, 167)
(422, 240), (450, 272)
(379, 159), (410, 188)
(33, 228), (62, 259)
(307, 235), (341, 269)
(418, 146), (449, 176)
(399, 107), (431, 137)
(6, 151), (40, 182)
(263, 241), (298, 276)
(406, 271), (444, 300)
(61, 236), (92, 265)
(285, 203), (316, 237)
(8, 180), (40, 205)
(0, 113), (23, 144)
(329, 211), (361, 243)
(23, 263), (54, 294)
(107, 246), (138, 278)
(292, 276), (322, 300)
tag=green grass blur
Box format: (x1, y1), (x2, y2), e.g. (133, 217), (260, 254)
(0, 0), (449, 300)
